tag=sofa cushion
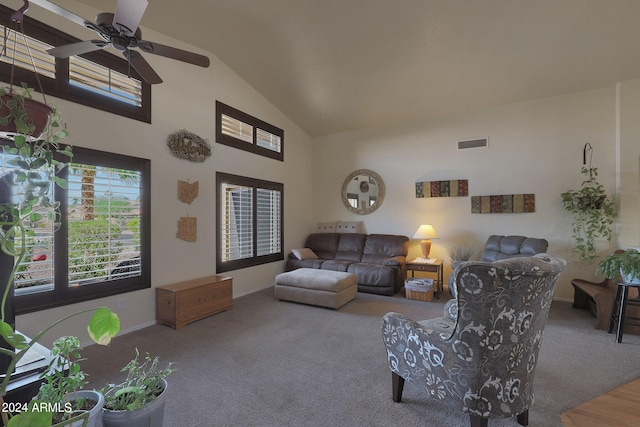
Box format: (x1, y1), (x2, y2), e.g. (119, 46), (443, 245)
(321, 260), (353, 272)
(348, 263), (395, 287)
(480, 235), (548, 262)
(335, 233), (366, 262)
(305, 233), (340, 259)
(362, 234), (409, 263)
(291, 248), (318, 260)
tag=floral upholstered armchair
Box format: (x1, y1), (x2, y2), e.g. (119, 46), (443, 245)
(381, 254), (566, 427)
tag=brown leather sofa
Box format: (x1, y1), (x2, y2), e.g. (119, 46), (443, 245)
(285, 233), (409, 296)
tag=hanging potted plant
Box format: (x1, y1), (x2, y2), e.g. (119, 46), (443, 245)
(0, 84), (53, 139)
(560, 144), (616, 263)
(596, 249), (640, 284)
(101, 349), (175, 427)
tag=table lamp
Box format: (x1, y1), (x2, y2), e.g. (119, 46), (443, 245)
(413, 224), (438, 259)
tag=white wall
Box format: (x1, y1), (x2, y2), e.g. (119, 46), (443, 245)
(618, 80), (640, 249)
(311, 87), (620, 300)
(15, 3), (314, 346)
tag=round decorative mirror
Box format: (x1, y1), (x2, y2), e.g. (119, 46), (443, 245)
(341, 169), (385, 214)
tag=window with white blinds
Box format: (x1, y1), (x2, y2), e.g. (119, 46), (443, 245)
(67, 164), (142, 286)
(217, 172), (283, 272)
(0, 5), (151, 123)
(0, 142), (151, 314)
(216, 101), (284, 161)
(0, 24), (55, 79)
(70, 57), (143, 107)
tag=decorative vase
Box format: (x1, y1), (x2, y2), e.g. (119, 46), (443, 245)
(0, 95), (52, 138)
(101, 379), (168, 427)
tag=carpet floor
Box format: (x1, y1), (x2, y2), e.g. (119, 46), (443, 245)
(81, 287), (640, 427)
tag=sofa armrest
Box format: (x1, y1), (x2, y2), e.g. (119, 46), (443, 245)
(383, 256), (405, 267)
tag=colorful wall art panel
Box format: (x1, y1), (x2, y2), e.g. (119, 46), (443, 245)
(471, 194), (535, 213)
(416, 179), (468, 198)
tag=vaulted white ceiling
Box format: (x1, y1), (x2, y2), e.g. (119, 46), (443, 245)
(43, 1), (640, 137)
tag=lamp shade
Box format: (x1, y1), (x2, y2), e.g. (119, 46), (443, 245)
(413, 225), (438, 240)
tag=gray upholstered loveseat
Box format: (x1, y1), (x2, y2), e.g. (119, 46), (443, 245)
(285, 233), (409, 295)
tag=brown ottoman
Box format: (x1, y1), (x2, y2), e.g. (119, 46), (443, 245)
(275, 268), (358, 309)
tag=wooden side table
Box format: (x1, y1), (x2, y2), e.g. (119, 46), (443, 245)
(405, 259), (444, 297)
(608, 281), (640, 343)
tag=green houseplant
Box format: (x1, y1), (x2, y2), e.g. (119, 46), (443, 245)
(561, 165), (616, 263)
(32, 336), (104, 427)
(101, 349), (175, 427)
(0, 83), (121, 427)
(596, 249), (640, 284)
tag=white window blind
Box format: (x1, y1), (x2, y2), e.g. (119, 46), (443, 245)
(0, 25), (55, 79)
(67, 164), (142, 286)
(221, 114), (253, 143)
(256, 188), (281, 256)
(70, 56), (143, 107)
(221, 183), (253, 262)
(256, 128), (282, 153)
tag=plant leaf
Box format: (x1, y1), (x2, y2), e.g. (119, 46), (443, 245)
(0, 321), (28, 349)
(6, 401), (52, 427)
(87, 307), (120, 345)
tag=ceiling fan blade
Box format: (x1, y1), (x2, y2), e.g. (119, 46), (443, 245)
(28, 0), (90, 28)
(113, 0), (148, 36)
(137, 41), (210, 68)
(47, 40), (108, 58)
(123, 50), (163, 84)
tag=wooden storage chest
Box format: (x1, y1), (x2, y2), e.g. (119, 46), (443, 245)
(156, 275), (232, 329)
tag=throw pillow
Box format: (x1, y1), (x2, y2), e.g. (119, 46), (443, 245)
(291, 248), (318, 260)
(316, 222), (337, 232)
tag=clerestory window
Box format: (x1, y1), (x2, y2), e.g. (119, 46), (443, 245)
(216, 101), (284, 161)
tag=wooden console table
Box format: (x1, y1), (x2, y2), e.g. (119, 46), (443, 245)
(156, 275), (232, 329)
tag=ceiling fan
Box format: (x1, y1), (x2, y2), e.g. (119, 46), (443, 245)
(27, 0), (210, 84)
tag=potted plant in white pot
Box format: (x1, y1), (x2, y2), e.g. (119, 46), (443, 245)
(101, 349), (175, 427)
(596, 249), (640, 284)
(31, 336), (104, 427)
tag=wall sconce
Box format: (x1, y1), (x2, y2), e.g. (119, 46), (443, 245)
(413, 224), (438, 260)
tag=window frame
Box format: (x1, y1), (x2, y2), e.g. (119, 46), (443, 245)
(216, 101), (284, 161)
(0, 141), (152, 314)
(216, 172), (284, 273)
(0, 4), (151, 123)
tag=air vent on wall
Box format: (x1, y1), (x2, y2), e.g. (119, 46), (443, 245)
(457, 137), (489, 150)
